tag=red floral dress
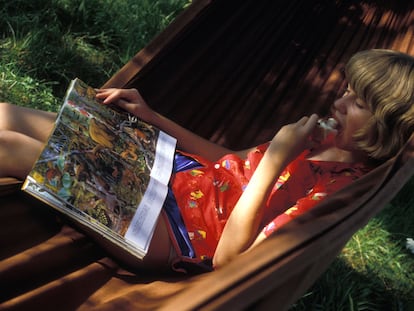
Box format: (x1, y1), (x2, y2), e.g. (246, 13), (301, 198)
(171, 143), (370, 261)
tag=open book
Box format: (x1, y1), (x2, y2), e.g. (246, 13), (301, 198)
(22, 78), (177, 259)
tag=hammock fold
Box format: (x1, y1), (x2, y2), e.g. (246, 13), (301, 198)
(1, 0), (414, 310)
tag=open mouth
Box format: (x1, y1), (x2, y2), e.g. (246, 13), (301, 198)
(314, 117), (339, 141)
(317, 117), (338, 132)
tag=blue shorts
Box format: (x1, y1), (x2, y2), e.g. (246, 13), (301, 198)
(162, 153), (200, 259)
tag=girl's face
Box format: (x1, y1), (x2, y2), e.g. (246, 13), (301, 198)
(331, 85), (373, 152)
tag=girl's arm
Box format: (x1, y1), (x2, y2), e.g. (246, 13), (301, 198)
(96, 88), (251, 161)
(212, 114), (319, 268)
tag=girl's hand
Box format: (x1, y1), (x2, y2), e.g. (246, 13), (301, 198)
(95, 88), (154, 122)
(268, 114), (319, 164)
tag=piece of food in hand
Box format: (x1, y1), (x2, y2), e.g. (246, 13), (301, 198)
(312, 117), (338, 142)
(406, 238), (414, 254)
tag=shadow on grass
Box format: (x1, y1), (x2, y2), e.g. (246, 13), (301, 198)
(291, 257), (413, 311)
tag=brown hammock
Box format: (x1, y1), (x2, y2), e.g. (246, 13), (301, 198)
(1, 0), (413, 310)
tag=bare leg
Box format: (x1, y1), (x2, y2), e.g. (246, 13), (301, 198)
(0, 103), (56, 179)
(0, 130), (44, 179)
(0, 103), (56, 142)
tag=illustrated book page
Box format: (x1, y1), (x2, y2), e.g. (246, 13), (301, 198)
(22, 78), (176, 258)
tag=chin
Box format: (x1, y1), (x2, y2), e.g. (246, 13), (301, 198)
(333, 139), (354, 152)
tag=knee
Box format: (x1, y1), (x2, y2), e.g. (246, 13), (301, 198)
(0, 129), (42, 179)
(0, 129), (14, 144)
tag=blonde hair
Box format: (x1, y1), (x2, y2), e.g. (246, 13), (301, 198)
(345, 49), (414, 161)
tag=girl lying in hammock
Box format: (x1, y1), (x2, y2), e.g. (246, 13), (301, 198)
(0, 49), (413, 271)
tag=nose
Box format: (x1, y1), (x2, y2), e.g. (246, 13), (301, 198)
(333, 96), (348, 114)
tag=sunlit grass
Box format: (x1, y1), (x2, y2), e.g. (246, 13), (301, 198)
(0, 0), (191, 107)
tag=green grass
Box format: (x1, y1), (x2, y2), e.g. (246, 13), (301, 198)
(0, 0), (191, 110)
(1, 1), (413, 310)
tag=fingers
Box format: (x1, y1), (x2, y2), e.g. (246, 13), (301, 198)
(95, 88), (126, 104)
(95, 88), (140, 105)
(95, 88), (117, 104)
(292, 114), (320, 149)
(295, 114), (319, 133)
(297, 114), (318, 125)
